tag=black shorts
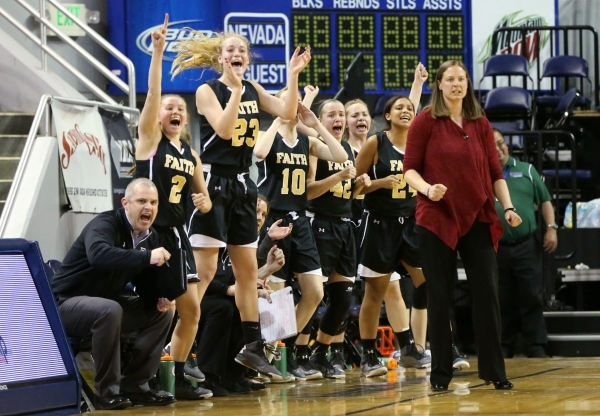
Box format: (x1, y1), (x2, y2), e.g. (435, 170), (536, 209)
(358, 212), (421, 278)
(156, 225), (199, 283)
(188, 171), (258, 247)
(311, 216), (356, 280)
(265, 213), (322, 281)
(352, 216), (363, 262)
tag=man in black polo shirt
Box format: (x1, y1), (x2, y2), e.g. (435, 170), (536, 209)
(52, 178), (176, 409)
(494, 129), (558, 358)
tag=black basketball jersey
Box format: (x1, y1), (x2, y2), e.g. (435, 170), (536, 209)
(350, 146), (365, 220)
(257, 132), (310, 213)
(363, 132), (417, 217)
(308, 140), (355, 218)
(198, 79), (260, 174)
(135, 135), (196, 228)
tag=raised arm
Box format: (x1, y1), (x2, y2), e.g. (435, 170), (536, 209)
(253, 118), (282, 160)
(137, 14), (169, 158)
(408, 62), (428, 113)
(301, 103), (347, 163)
(297, 85), (319, 137)
(195, 57), (244, 140)
(255, 46), (312, 119)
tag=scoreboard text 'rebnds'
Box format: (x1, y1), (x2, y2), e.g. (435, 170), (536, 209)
(290, 5), (468, 93)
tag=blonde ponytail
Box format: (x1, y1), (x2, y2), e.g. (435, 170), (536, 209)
(171, 31), (252, 78)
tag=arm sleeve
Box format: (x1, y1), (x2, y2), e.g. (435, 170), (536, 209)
(530, 164), (553, 204)
(404, 110), (431, 173)
(84, 220), (151, 269)
(257, 234), (275, 268)
(481, 117), (504, 183)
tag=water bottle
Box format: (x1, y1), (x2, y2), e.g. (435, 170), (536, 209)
(159, 354), (175, 395)
(273, 341), (287, 377)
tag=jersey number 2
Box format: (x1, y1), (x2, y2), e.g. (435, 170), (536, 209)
(169, 175), (186, 203)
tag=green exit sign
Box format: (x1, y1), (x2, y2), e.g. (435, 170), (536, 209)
(48, 3), (87, 37)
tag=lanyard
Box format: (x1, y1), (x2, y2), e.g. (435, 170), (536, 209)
(503, 164), (511, 180)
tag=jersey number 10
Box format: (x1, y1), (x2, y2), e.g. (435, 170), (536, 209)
(281, 168), (306, 195)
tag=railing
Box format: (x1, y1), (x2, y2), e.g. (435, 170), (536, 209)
(0, 0), (136, 108)
(0, 95), (140, 236)
(501, 129), (579, 228)
(491, 25), (600, 107)
(501, 129), (580, 303)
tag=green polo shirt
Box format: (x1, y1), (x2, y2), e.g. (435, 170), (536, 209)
(495, 156), (552, 242)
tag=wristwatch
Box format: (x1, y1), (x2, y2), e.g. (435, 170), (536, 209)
(547, 223), (559, 229)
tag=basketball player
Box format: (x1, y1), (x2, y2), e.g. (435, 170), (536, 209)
(355, 92), (434, 378)
(135, 14), (212, 400)
(304, 98), (371, 378)
(254, 89), (348, 380)
(346, 97), (430, 369)
(171, 29), (311, 380)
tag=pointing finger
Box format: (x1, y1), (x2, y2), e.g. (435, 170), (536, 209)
(163, 13), (169, 31)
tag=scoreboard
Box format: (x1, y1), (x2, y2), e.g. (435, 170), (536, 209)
(108, 0), (472, 95)
(291, 4), (470, 93)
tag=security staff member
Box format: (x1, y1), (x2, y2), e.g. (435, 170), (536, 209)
(494, 129), (558, 358)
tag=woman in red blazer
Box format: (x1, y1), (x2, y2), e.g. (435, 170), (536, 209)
(404, 60), (522, 392)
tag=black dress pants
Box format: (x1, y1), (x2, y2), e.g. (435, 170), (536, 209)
(58, 295), (173, 397)
(497, 234), (548, 353)
(418, 221), (506, 386)
(196, 295), (244, 379)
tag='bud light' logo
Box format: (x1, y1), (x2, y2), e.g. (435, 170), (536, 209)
(136, 20), (214, 62)
(478, 11), (549, 66)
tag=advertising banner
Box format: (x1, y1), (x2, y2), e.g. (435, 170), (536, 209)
(472, 0), (557, 90)
(108, 0), (220, 94)
(52, 101), (112, 213)
(99, 109), (136, 208)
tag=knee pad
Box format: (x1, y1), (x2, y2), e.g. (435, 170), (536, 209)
(412, 282), (427, 310)
(319, 281), (353, 336)
(334, 316), (349, 335)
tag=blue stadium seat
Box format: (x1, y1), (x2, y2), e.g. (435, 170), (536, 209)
(479, 54), (532, 89)
(544, 87), (580, 129)
(484, 86), (533, 130)
(537, 56), (591, 108)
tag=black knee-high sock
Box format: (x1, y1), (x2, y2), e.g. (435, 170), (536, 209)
(395, 329), (413, 349)
(175, 361), (185, 380)
(362, 339), (376, 355)
(312, 340), (329, 354)
(296, 344), (310, 359)
(241, 321), (261, 345)
(331, 342), (344, 353)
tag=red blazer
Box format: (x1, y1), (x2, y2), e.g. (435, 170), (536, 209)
(404, 108), (504, 250)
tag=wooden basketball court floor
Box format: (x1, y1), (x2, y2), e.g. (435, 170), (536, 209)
(91, 357), (600, 415)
